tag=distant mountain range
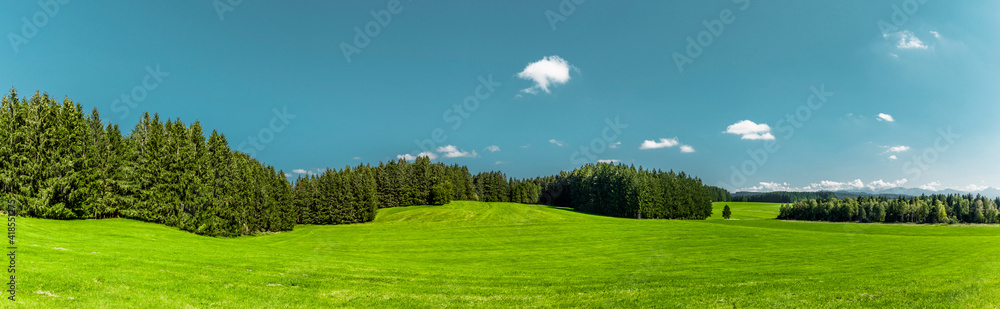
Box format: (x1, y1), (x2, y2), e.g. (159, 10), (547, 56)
(734, 187), (1000, 200)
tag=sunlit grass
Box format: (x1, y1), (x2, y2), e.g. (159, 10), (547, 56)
(8, 201), (1000, 307)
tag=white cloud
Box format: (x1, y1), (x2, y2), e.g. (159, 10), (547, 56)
(397, 152), (438, 161)
(724, 120), (775, 140)
(888, 155), (898, 160)
(963, 184), (989, 192)
(810, 179), (866, 191)
(352, 156), (361, 160)
(867, 179), (908, 191)
(436, 145), (478, 158)
(608, 141), (621, 149)
(680, 145), (695, 153)
(738, 179), (908, 192)
(740, 182), (796, 192)
(917, 182), (991, 192)
(639, 138), (679, 150)
(896, 30), (928, 49)
(292, 169), (319, 176)
(889, 52), (899, 58)
(284, 173), (292, 177)
(597, 159), (619, 163)
(877, 113), (895, 122)
(520, 144), (530, 149)
(495, 161), (507, 165)
(886, 145), (910, 153)
(484, 145), (500, 152)
(549, 139), (565, 147)
(919, 181), (941, 191)
(517, 55), (575, 94)
(929, 30), (940, 39)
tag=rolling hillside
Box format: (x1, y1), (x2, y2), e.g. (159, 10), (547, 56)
(9, 201), (1000, 307)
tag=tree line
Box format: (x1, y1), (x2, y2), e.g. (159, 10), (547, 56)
(778, 194), (1000, 224)
(291, 157), (478, 225)
(1, 88), (730, 236)
(705, 186), (731, 202)
(0, 89), (296, 236)
(533, 163), (714, 219)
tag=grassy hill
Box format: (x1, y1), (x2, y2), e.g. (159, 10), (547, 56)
(9, 201), (1000, 307)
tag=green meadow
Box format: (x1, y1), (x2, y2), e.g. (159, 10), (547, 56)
(8, 201), (1000, 308)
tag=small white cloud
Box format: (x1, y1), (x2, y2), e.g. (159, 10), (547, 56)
(889, 52), (899, 58)
(639, 138), (679, 150)
(724, 120), (775, 140)
(888, 155), (898, 160)
(397, 152), (438, 161)
(896, 30), (928, 49)
(608, 141), (621, 149)
(436, 145), (478, 158)
(549, 139), (565, 147)
(494, 161), (507, 165)
(867, 179), (908, 191)
(352, 156), (361, 160)
(597, 159), (619, 163)
(517, 55), (575, 94)
(680, 145), (695, 153)
(520, 144), (530, 149)
(292, 169), (319, 176)
(919, 181), (941, 191)
(877, 113), (895, 122)
(739, 182), (795, 192)
(810, 179), (866, 191)
(929, 30), (940, 38)
(963, 184), (989, 192)
(284, 173), (292, 177)
(484, 145), (500, 152)
(886, 145), (910, 153)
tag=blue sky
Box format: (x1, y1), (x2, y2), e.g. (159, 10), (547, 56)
(3, 0), (999, 192)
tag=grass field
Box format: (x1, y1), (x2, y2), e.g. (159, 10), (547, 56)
(7, 201), (1000, 308)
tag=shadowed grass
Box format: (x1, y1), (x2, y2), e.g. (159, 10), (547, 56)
(6, 201), (1000, 307)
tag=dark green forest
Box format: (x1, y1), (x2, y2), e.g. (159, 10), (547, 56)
(778, 195), (1000, 224)
(705, 186), (731, 202)
(1, 89), (724, 236)
(533, 164), (714, 219)
(0, 89), (297, 236)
